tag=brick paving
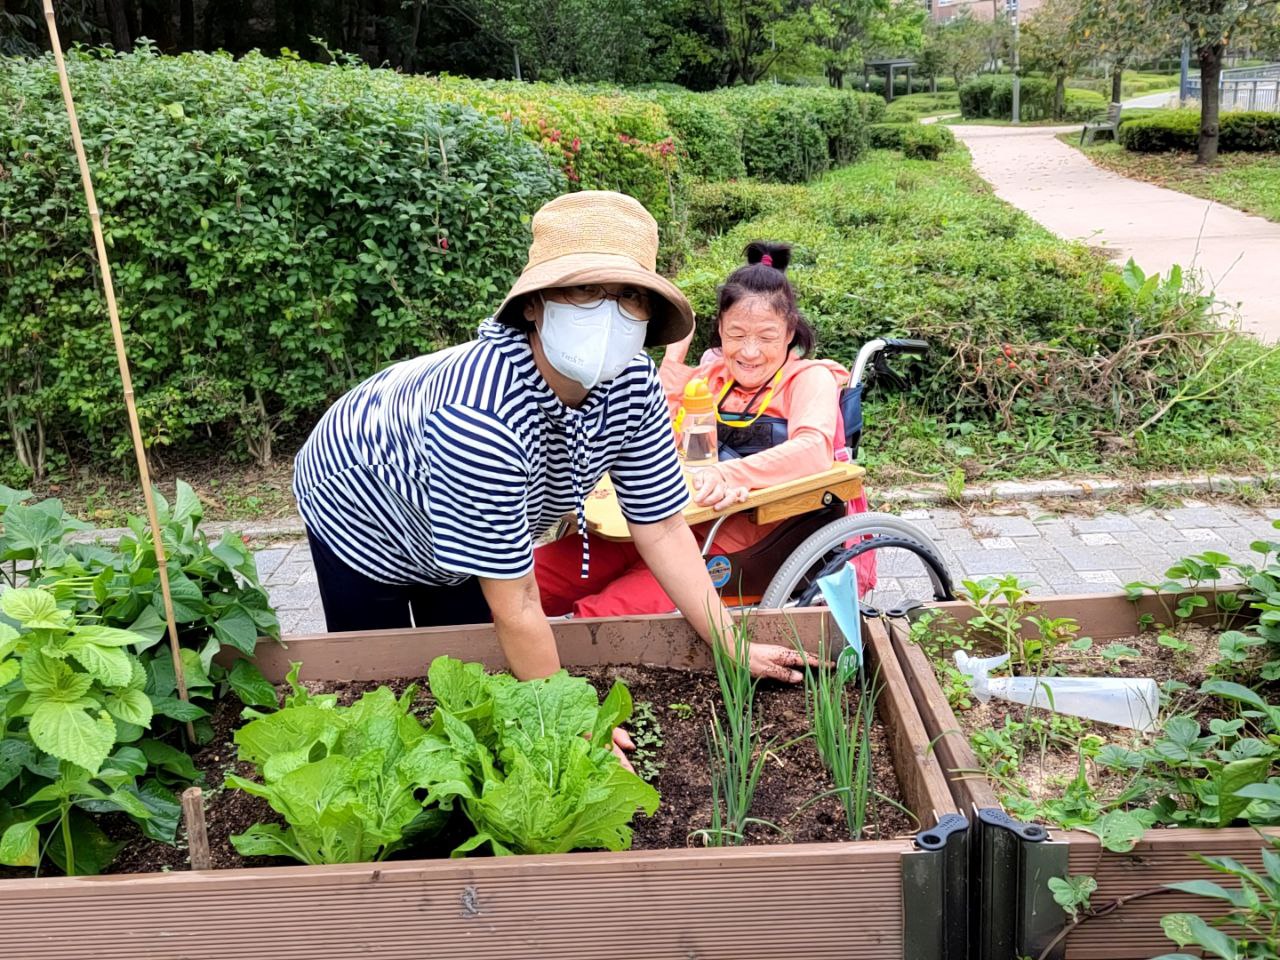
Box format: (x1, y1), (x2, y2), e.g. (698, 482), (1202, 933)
(258, 499), (1280, 634)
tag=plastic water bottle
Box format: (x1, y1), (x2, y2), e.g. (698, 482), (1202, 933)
(954, 652), (1161, 733)
(678, 378), (718, 471)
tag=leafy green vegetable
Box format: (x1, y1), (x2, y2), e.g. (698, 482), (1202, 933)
(227, 658), (659, 862)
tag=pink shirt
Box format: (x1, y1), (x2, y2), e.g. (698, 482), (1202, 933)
(659, 351), (851, 554)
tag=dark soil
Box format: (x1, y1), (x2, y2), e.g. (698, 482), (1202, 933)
(30, 665), (912, 878)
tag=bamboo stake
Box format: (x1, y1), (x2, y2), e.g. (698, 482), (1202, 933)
(42, 1), (195, 737)
(181, 787), (212, 870)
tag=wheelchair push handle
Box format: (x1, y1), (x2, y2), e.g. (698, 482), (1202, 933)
(880, 338), (929, 356)
(850, 337), (928, 390)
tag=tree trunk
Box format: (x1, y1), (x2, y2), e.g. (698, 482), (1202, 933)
(1110, 61), (1123, 103)
(104, 0), (131, 49)
(180, 0), (193, 49)
(1054, 74), (1065, 120)
(404, 0), (426, 72)
(1197, 42), (1224, 164)
(930, 75), (937, 94)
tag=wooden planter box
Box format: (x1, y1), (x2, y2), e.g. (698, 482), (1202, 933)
(1, 611), (965, 960)
(878, 590), (1274, 960)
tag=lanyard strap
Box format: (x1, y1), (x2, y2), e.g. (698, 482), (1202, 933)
(716, 368), (783, 428)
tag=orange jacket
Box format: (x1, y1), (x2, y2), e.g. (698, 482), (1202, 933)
(659, 350), (851, 554)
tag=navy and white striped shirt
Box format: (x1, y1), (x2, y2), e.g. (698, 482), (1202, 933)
(293, 318), (690, 585)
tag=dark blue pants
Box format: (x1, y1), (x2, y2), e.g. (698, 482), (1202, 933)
(306, 528), (492, 632)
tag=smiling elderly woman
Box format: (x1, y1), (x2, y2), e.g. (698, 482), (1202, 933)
(292, 193), (810, 694)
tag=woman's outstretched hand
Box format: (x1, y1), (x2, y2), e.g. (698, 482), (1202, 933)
(746, 643), (819, 684)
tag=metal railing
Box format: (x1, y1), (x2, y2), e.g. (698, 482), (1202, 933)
(1185, 68), (1280, 112)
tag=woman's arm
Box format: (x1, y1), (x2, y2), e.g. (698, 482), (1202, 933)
(713, 366), (839, 491)
(478, 573), (561, 680)
(628, 512), (811, 683)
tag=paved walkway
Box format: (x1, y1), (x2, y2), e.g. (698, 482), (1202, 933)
(256, 500), (1280, 634)
(949, 122), (1280, 340)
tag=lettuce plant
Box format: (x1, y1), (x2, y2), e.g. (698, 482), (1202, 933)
(419, 657), (659, 857)
(227, 664), (447, 865)
(227, 658), (659, 863)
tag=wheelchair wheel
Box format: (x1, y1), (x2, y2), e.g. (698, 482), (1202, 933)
(760, 516), (953, 613)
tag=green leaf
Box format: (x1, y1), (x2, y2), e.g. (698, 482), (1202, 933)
(0, 588), (65, 629)
(129, 781), (182, 842)
(149, 696), (211, 722)
(22, 651), (93, 701)
(1158, 912), (1238, 960)
(591, 680), (633, 748)
(213, 605), (260, 656)
(0, 740), (35, 792)
(1047, 875), (1096, 920)
(138, 738), (200, 783)
(170, 480), (203, 527)
(1164, 879), (1239, 904)
(68, 625), (148, 648)
(1082, 810), (1147, 853)
(230, 822), (302, 860)
(227, 659), (278, 708)
(0, 820), (40, 867)
(1216, 757), (1270, 825)
(65, 641), (133, 688)
(29, 703), (116, 773)
(103, 688), (154, 729)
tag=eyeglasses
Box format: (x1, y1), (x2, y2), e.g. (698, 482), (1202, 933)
(721, 333), (783, 350)
(545, 284), (653, 321)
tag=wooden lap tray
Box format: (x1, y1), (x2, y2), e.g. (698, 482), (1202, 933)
(585, 462), (866, 541)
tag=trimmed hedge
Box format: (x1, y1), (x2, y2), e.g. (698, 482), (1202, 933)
(708, 86), (883, 183)
(960, 75), (1106, 121)
(0, 51), (887, 475)
(686, 181), (808, 240)
(1118, 109), (1280, 153)
(650, 90), (746, 181)
(423, 76), (680, 233)
(0, 50), (564, 468)
(902, 124), (956, 160)
(868, 123), (908, 149)
(866, 123), (956, 157)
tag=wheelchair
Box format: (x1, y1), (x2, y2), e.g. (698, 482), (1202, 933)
(585, 338), (955, 616)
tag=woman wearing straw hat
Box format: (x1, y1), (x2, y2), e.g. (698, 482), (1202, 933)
(293, 191), (810, 694)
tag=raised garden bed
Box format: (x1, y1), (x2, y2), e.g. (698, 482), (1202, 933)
(0, 610), (964, 960)
(881, 586), (1278, 960)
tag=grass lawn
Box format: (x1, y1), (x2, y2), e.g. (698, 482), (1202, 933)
(1061, 134), (1280, 223)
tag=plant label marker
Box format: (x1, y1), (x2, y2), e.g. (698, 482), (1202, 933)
(41, 0), (194, 737)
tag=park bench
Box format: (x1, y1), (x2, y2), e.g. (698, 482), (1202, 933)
(1080, 102), (1123, 145)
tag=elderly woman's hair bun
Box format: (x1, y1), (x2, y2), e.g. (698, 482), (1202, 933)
(744, 241), (792, 272)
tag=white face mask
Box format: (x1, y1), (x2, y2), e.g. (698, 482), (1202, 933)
(538, 298), (649, 390)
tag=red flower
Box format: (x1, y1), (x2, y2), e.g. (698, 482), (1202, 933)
(439, 237), (449, 251)
(571, 137), (581, 151)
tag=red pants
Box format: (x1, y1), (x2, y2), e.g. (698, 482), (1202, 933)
(534, 537), (676, 619)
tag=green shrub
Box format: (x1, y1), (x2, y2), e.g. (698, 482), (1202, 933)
(424, 75), (680, 232)
(1221, 111), (1280, 151)
(1118, 109), (1280, 153)
(0, 50), (563, 470)
(650, 90), (746, 180)
(902, 124), (956, 160)
(1117, 109), (1200, 151)
(868, 123), (908, 149)
(960, 75), (1105, 121)
(676, 154), (1235, 442)
(709, 86), (880, 183)
(883, 91), (961, 122)
(685, 180), (808, 242)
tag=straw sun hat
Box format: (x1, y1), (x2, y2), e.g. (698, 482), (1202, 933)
(494, 191), (695, 347)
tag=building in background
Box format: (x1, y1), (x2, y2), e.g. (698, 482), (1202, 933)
(929, 0), (1043, 22)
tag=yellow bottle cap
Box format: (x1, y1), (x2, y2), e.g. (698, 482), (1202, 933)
(682, 378), (715, 415)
